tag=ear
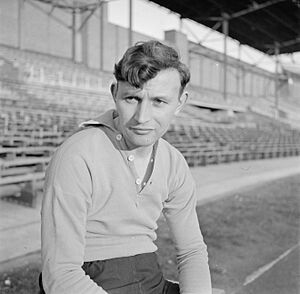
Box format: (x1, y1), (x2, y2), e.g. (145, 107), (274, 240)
(175, 91), (188, 115)
(110, 83), (117, 102)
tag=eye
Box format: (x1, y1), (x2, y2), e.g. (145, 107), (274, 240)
(125, 96), (139, 104)
(153, 98), (166, 106)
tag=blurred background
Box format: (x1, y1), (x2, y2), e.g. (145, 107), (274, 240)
(0, 0), (299, 293)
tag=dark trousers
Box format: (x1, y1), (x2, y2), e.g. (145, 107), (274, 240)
(39, 253), (179, 294)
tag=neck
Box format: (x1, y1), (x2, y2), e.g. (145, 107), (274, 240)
(131, 145), (153, 159)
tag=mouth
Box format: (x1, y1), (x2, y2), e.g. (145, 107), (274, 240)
(130, 127), (154, 135)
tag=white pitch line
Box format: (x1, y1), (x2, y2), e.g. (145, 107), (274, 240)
(243, 243), (300, 286)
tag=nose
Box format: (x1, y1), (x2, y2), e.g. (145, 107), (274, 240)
(134, 100), (151, 124)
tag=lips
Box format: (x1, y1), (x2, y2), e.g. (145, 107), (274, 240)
(130, 127), (154, 135)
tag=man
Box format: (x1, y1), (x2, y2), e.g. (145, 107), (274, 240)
(40, 40), (212, 294)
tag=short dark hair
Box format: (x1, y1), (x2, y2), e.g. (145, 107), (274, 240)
(114, 41), (190, 93)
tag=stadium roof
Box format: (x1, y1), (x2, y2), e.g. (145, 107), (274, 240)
(150, 0), (300, 55)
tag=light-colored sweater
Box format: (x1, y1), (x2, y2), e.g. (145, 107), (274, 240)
(41, 110), (212, 294)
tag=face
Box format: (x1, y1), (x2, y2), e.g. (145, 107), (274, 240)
(111, 68), (187, 150)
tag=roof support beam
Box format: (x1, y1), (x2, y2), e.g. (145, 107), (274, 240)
(18, 0), (24, 49)
(200, 21), (222, 44)
(195, 0), (285, 21)
(129, 0), (133, 47)
(274, 44), (280, 117)
(222, 16), (228, 102)
(32, 0), (104, 12)
(71, 9), (76, 61)
(202, 0), (282, 43)
(180, 20), (202, 44)
(228, 0), (286, 20)
(26, 0), (70, 29)
(77, 1), (104, 32)
(262, 6), (299, 36)
(170, 0), (206, 21)
(235, 17), (279, 47)
(99, 2), (105, 70)
(265, 37), (300, 51)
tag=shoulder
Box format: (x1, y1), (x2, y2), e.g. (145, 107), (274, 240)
(46, 127), (111, 181)
(54, 127), (109, 159)
(157, 138), (191, 192)
(158, 138), (188, 169)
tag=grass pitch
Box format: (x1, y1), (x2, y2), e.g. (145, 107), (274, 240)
(156, 174), (300, 293)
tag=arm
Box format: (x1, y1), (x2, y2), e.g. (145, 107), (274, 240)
(163, 158), (212, 294)
(41, 148), (108, 294)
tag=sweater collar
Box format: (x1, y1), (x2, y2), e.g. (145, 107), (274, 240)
(79, 109), (118, 132)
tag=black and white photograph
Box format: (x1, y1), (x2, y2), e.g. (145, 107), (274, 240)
(0, 1), (299, 293)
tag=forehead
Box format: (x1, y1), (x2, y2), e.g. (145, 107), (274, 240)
(117, 69), (181, 97)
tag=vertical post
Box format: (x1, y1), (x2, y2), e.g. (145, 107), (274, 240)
(274, 44), (280, 118)
(72, 9), (76, 62)
(237, 43), (241, 95)
(100, 3), (104, 70)
(128, 0), (133, 47)
(222, 15), (229, 102)
(179, 16), (183, 32)
(81, 11), (88, 66)
(18, 0), (23, 49)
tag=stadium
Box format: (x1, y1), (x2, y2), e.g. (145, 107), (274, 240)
(0, 0), (299, 293)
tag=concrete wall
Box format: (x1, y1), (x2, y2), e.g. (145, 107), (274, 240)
(0, 0), (19, 47)
(0, 0), (74, 59)
(21, 1), (72, 58)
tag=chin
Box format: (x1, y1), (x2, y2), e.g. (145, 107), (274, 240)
(130, 136), (157, 148)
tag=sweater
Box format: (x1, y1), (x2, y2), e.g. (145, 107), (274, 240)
(41, 110), (212, 294)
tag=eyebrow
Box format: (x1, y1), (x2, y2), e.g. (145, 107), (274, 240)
(152, 96), (170, 101)
(120, 87), (171, 101)
(125, 95), (170, 101)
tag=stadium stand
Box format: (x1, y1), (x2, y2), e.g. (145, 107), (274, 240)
(166, 106), (300, 166)
(1, 43), (300, 206)
(0, 45), (113, 206)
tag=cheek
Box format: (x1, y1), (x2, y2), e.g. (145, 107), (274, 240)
(155, 111), (175, 129)
(116, 104), (133, 123)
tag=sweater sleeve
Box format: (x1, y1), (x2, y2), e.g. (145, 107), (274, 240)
(163, 156), (212, 294)
(41, 147), (108, 294)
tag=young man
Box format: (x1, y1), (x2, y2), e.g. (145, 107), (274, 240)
(40, 40), (212, 294)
